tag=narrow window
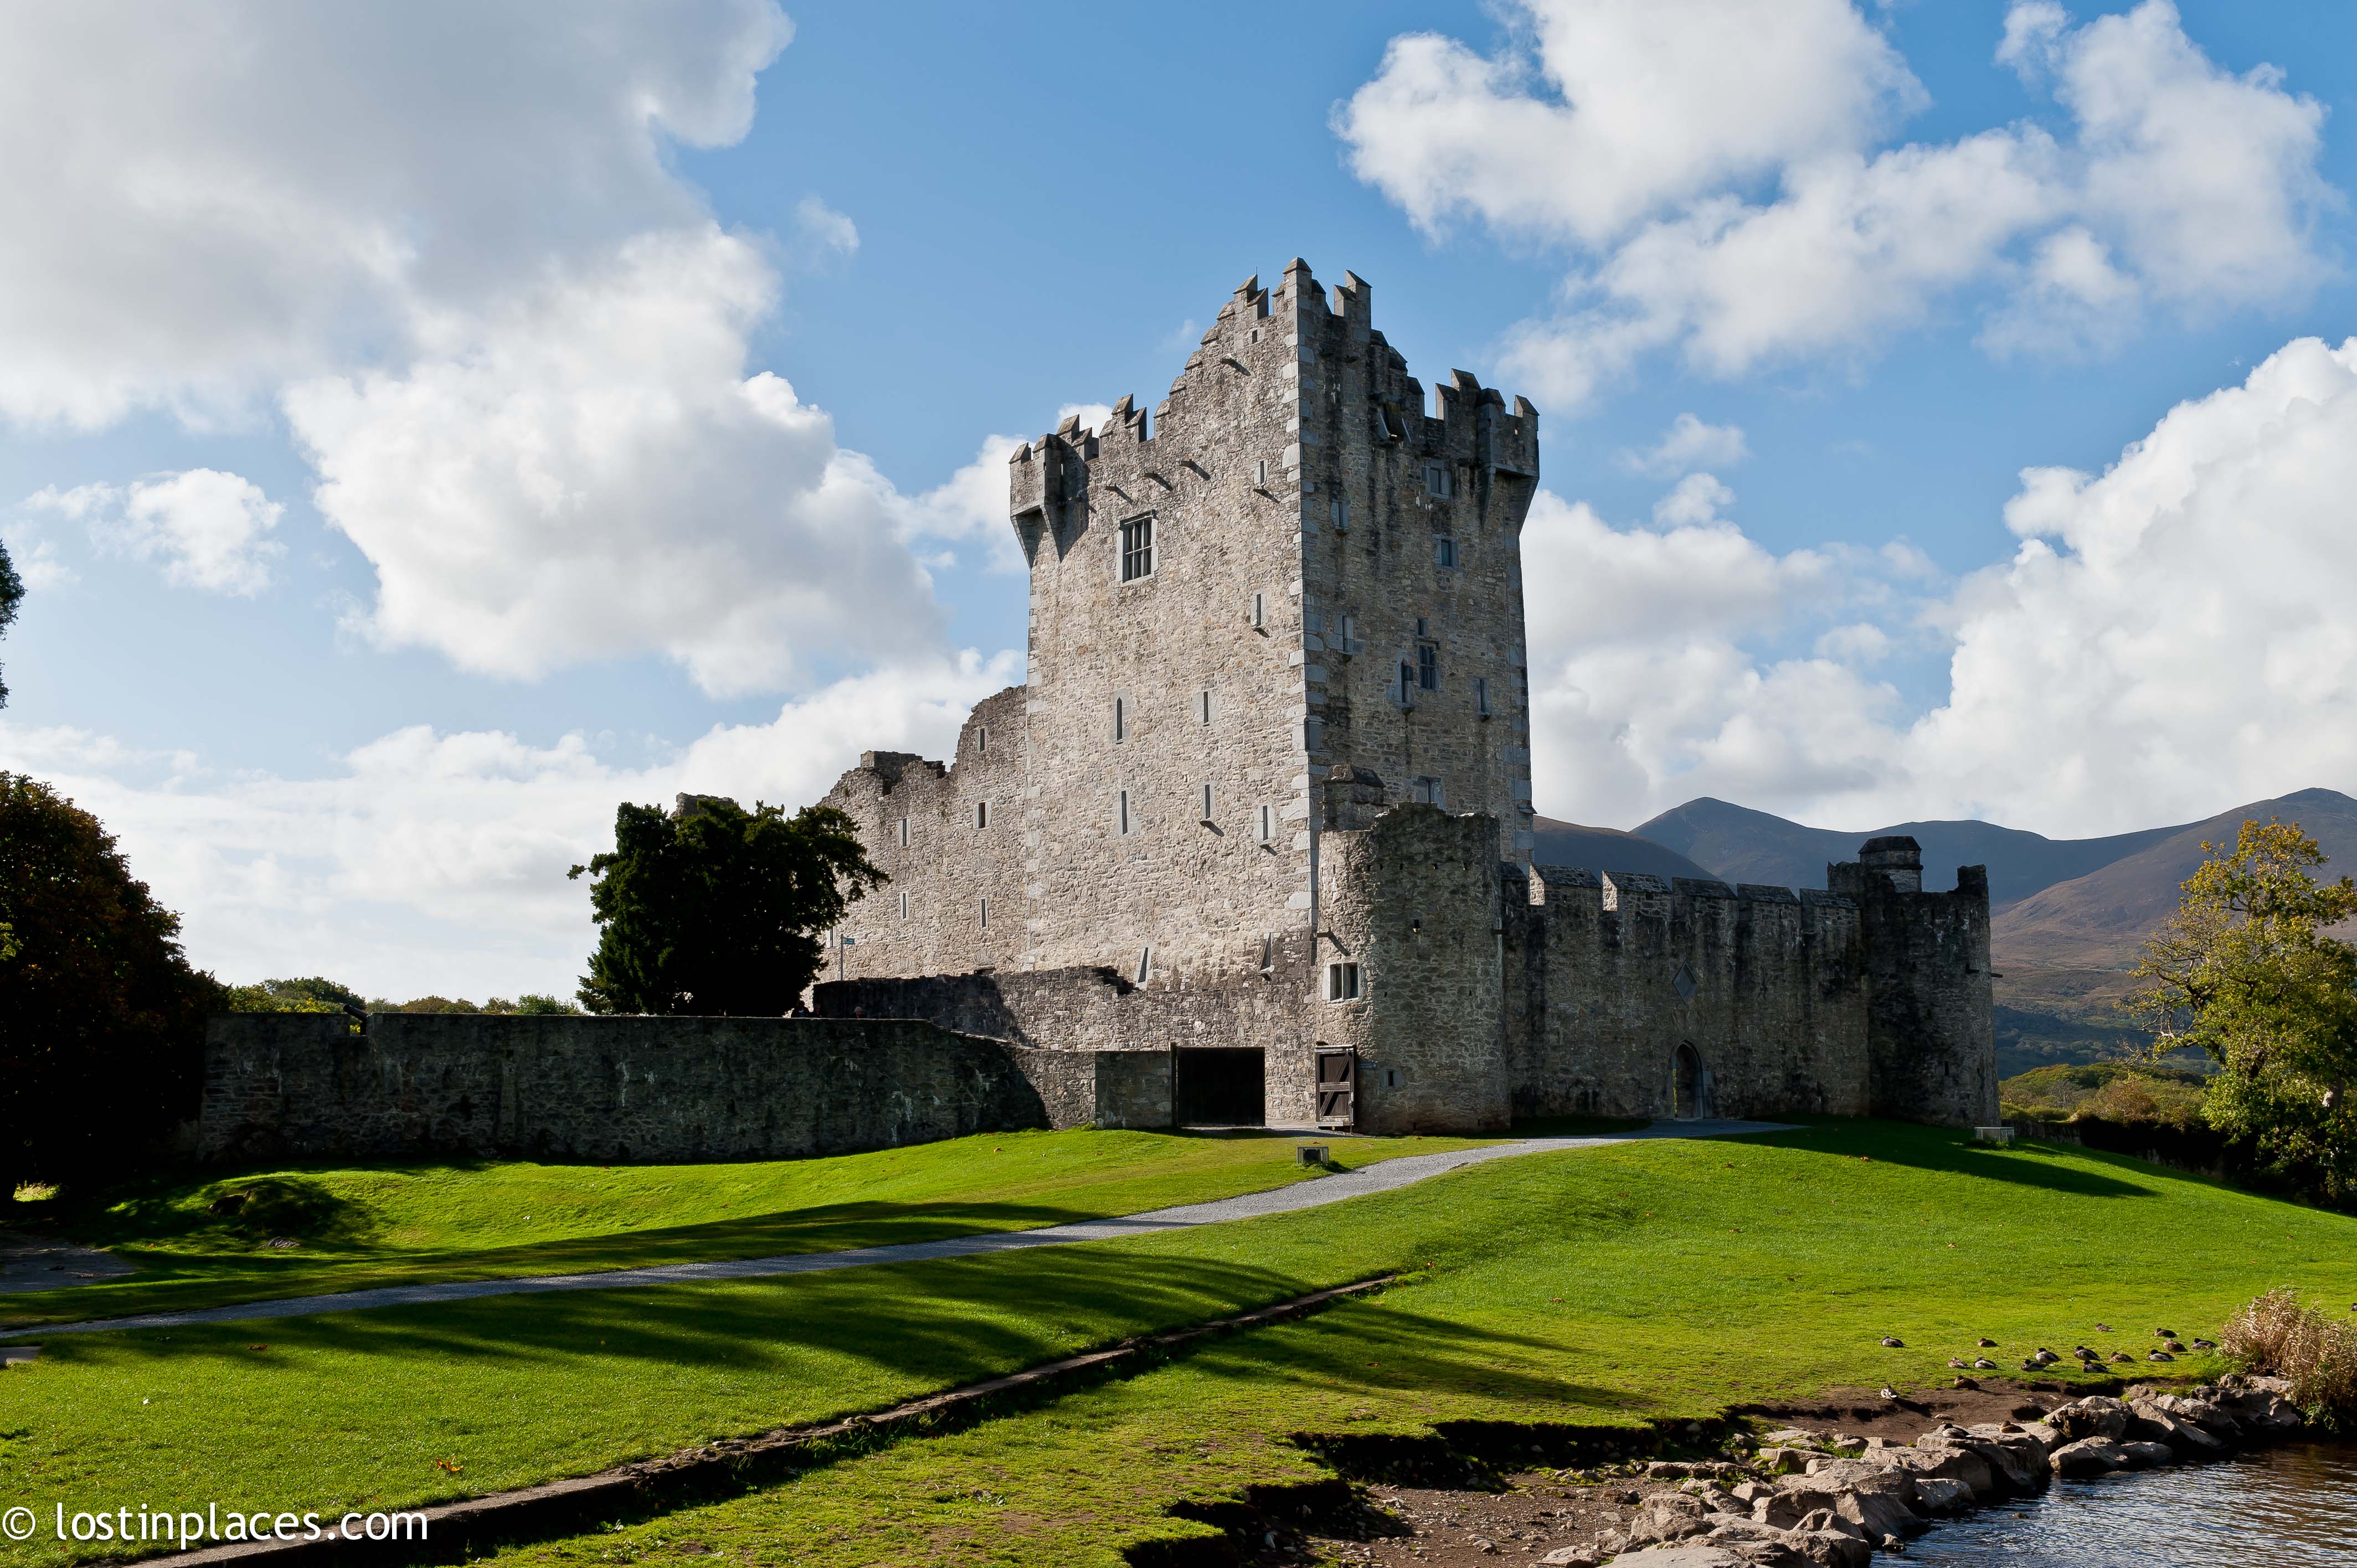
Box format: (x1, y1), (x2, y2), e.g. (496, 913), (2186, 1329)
(1326, 962), (1362, 1002)
(1423, 461), (1453, 498)
(1119, 515), (1154, 581)
(1254, 458), (1269, 487)
(976, 726), (987, 752)
(979, 896), (989, 929)
(1474, 675), (1490, 716)
(1418, 642), (1438, 690)
(1433, 536), (1457, 570)
(1305, 716), (1324, 752)
(975, 800), (989, 829)
(1200, 782), (1214, 821)
(1260, 933), (1274, 972)
(1113, 697), (1126, 741)
(1136, 945), (1152, 984)
(1412, 777), (1445, 807)
(1257, 804), (1273, 843)
(1338, 613), (1356, 654)
(1330, 498), (1348, 532)
(1397, 659), (1416, 705)
(1250, 591), (1265, 630)
(897, 816), (910, 847)
(898, 891), (909, 920)
(1198, 689), (1212, 725)
(1415, 616), (1428, 638)
(1118, 790), (1131, 836)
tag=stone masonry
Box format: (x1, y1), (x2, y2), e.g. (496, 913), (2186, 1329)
(810, 262), (1999, 1137)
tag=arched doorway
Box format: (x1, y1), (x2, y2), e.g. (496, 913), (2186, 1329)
(1672, 1043), (1707, 1120)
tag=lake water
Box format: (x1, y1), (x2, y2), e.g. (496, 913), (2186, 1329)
(1905, 1442), (2357, 1566)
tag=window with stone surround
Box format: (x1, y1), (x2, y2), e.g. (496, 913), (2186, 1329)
(1200, 782), (1214, 821)
(1250, 591), (1265, 630)
(1474, 676), (1490, 716)
(1433, 536), (1457, 570)
(1198, 689), (1212, 725)
(898, 891), (909, 920)
(976, 726), (987, 752)
(1113, 695), (1127, 741)
(975, 800), (989, 829)
(1423, 461), (1453, 498)
(979, 896), (989, 929)
(1118, 789), (1133, 836)
(1417, 641), (1439, 690)
(1325, 961), (1362, 1002)
(1396, 659), (1416, 706)
(1305, 716), (1324, 752)
(1119, 515), (1154, 581)
(1337, 613), (1358, 654)
(1412, 777), (1444, 807)
(1136, 945), (1152, 984)
(1330, 498), (1348, 532)
(1257, 803), (1273, 843)
(897, 817), (909, 847)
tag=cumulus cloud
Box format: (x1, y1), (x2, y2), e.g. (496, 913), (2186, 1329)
(1341, 0), (2331, 406)
(0, 2), (790, 430)
(28, 470), (284, 595)
(0, 652), (1018, 997)
(791, 195), (860, 258)
(1618, 412), (1749, 478)
(882, 403), (1114, 574)
(283, 227), (943, 694)
(1521, 336), (2357, 837)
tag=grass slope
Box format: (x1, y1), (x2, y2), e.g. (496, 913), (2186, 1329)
(0, 1129), (1493, 1329)
(1, 1121), (2349, 1567)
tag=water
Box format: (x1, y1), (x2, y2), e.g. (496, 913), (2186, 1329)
(1906, 1443), (2357, 1566)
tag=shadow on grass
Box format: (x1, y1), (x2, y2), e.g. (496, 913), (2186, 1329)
(1728, 1117), (2162, 1200)
(0, 1197), (1202, 1329)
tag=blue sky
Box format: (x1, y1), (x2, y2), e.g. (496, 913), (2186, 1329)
(4, 1), (2356, 996)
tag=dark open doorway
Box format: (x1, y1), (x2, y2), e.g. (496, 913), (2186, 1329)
(1672, 1042), (1707, 1120)
(1175, 1047), (1265, 1127)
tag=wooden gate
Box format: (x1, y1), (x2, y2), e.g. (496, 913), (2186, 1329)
(1315, 1046), (1356, 1130)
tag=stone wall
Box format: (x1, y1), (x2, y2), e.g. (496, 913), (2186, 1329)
(1318, 803), (1512, 1134)
(1509, 866), (1872, 1122)
(1833, 841), (2003, 1127)
(199, 1013), (1146, 1165)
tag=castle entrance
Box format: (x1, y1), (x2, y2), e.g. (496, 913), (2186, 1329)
(1175, 1047), (1265, 1127)
(1672, 1043), (1708, 1120)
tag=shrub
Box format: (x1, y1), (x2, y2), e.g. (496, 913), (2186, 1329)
(2220, 1287), (2357, 1427)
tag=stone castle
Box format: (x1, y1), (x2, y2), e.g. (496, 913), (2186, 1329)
(811, 260), (2000, 1135)
(196, 262), (1998, 1167)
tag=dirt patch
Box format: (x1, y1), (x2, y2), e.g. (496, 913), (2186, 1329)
(0, 1231), (135, 1294)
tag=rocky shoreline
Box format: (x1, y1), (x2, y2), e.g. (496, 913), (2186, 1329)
(1541, 1373), (2312, 1566)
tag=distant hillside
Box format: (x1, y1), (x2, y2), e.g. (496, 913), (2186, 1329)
(1990, 787), (2357, 969)
(1630, 797), (2185, 908)
(1605, 788), (2357, 1079)
(1531, 816), (1717, 883)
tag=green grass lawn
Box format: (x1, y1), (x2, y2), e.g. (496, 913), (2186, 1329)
(0, 1121), (2349, 1567)
(0, 1127), (1494, 1329)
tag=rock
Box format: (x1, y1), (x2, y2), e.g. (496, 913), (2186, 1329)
(1793, 1509), (1869, 1543)
(2047, 1396), (2132, 1442)
(2127, 1397), (2228, 1459)
(1627, 1495), (1715, 1545)
(1785, 1529), (1873, 1568)
(2118, 1441), (2175, 1468)
(1912, 1476), (1974, 1513)
(1890, 1441), (1994, 1497)
(1539, 1550), (1598, 1567)
(1730, 1481), (1773, 1505)
(2020, 1422), (2068, 1453)
(1753, 1447), (1813, 1474)
(2050, 1437), (2130, 1477)
(1778, 1462), (1921, 1541)
(1606, 1549), (1751, 1567)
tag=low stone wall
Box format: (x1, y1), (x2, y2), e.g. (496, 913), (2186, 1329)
(199, 1013), (1165, 1165)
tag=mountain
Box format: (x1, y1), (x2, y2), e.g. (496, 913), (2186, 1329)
(1630, 797), (2187, 907)
(1606, 788), (2357, 1079)
(1531, 816), (1718, 883)
(1990, 787), (2357, 969)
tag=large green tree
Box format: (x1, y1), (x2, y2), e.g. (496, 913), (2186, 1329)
(0, 775), (223, 1193)
(568, 795), (884, 1015)
(2128, 818), (2357, 1201)
(0, 535), (21, 711)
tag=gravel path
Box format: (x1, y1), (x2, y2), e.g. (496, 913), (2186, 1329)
(27, 1119), (1790, 1336)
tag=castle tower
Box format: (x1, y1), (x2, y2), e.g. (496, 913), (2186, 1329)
(1005, 261), (1539, 982)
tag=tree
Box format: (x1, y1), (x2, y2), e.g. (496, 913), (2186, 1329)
(0, 536), (21, 711)
(0, 774), (223, 1193)
(226, 976), (365, 1014)
(568, 794), (884, 1015)
(2127, 818), (2357, 1201)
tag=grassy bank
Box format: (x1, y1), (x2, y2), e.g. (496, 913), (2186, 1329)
(1, 1121), (2349, 1566)
(1, 1127), (1492, 1329)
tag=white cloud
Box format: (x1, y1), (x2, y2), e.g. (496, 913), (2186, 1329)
(29, 470), (284, 595)
(1344, 1), (2331, 406)
(1618, 412), (1749, 478)
(791, 195), (859, 258)
(283, 226), (942, 695)
(0, 652), (1017, 998)
(16, 541), (75, 592)
(1650, 472), (1737, 529)
(1336, 0), (1921, 247)
(883, 403), (1114, 574)
(1520, 335), (2357, 838)
(0, 2), (790, 430)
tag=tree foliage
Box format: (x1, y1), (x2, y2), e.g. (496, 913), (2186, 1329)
(226, 976), (364, 1015)
(2128, 818), (2357, 1201)
(0, 773), (223, 1191)
(0, 535), (21, 711)
(568, 795), (884, 1015)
